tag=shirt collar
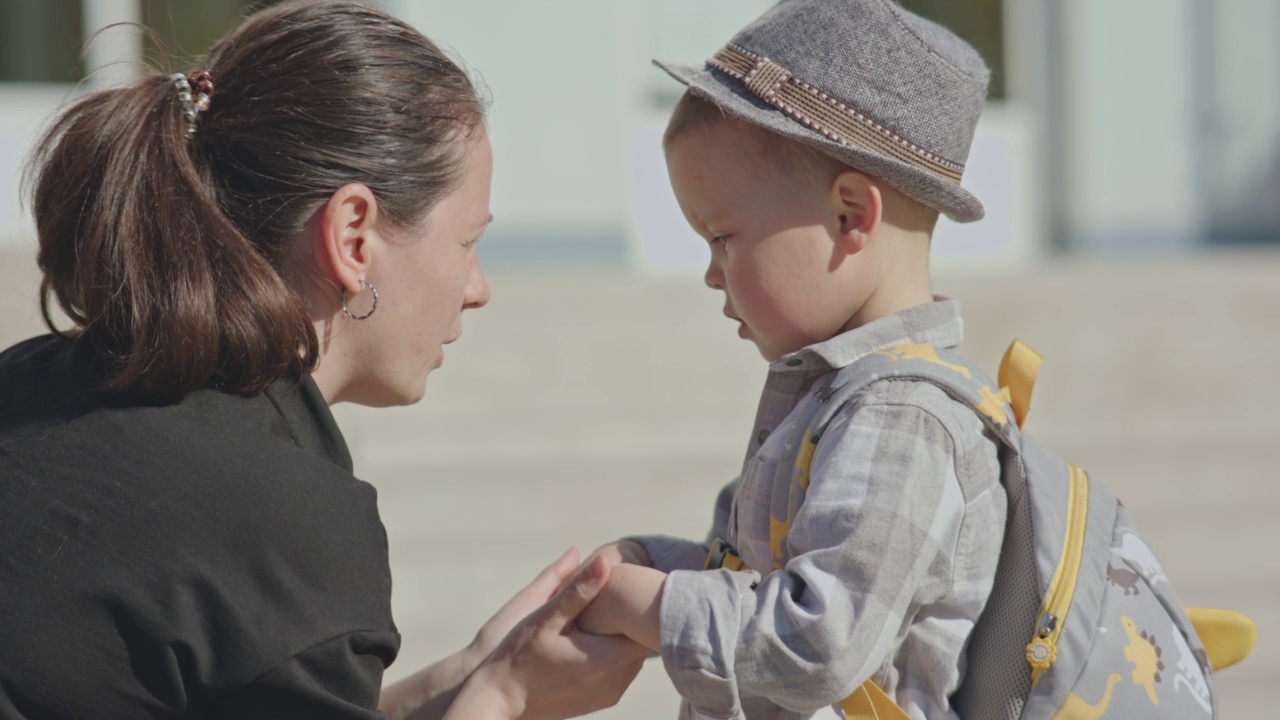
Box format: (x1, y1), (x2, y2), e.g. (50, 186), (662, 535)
(770, 297), (965, 375)
(265, 373), (355, 473)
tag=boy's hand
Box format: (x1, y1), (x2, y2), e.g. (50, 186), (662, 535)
(576, 563), (666, 651)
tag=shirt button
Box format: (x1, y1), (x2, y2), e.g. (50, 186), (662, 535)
(756, 428), (770, 445)
(785, 358), (803, 367)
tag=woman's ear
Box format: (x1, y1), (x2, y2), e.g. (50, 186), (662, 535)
(316, 183), (382, 294)
(830, 170), (883, 256)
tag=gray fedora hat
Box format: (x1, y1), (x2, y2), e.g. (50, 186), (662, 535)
(656, 0), (990, 223)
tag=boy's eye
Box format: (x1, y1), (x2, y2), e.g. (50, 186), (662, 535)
(711, 234), (730, 246)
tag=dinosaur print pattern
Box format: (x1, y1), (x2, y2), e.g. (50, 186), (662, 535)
(1050, 674), (1121, 720)
(1122, 616), (1165, 706)
(974, 385), (1010, 426)
(1115, 531), (1169, 586)
(873, 344), (972, 379)
(768, 516), (788, 570)
(1193, 648), (1210, 674)
(1169, 620), (1213, 714)
(1107, 563), (1141, 595)
(871, 344), (1012, 425)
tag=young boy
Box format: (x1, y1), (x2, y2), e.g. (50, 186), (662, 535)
(578, 1), (1005, 718)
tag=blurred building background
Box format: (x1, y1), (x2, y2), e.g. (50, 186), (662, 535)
(4, 0), (1280, 259)
(1, 1), (1276, 718)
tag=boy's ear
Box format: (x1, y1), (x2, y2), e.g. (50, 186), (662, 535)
(315, 183), (383, 295)
(830, 170), (883, 256)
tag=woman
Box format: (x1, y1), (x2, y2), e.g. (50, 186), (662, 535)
(0, 2), (646, 718)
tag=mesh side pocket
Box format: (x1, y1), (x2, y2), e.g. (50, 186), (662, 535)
(952, 458), (1038, 720)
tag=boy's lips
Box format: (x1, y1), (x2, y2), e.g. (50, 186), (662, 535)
(724, 311), (748, 337)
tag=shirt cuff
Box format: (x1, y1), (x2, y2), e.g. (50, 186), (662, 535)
(658, 568), (760, 720)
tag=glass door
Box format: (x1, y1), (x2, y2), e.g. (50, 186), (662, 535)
(1201, 0), (1280, 244)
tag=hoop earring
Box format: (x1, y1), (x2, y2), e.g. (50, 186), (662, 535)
(340, 280), (379, 321)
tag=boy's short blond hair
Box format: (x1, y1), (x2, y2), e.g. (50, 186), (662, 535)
(665, 92), (842, 190)
(665, 92), (939, 232)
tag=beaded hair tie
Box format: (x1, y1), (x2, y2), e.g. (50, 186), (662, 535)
(171, 70), (213, 140)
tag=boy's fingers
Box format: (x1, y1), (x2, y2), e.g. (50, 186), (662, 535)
(542, 554), (611, 632)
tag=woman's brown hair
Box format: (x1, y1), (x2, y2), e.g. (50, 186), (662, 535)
(27, 0), (485, 402)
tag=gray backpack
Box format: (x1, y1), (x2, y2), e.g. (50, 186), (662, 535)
(766, 340), (1256, 719)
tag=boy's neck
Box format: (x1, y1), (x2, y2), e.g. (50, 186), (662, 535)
(838, 231), (935, 336)
(841, 283), (934, 335)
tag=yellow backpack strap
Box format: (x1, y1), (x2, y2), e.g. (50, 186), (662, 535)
(703, 537), (747, 572)
(1185, 607), (1257, 671)
(786, 428), (907, 718)
(998, 339), (1043, 430)
(841, 678), (911, 720)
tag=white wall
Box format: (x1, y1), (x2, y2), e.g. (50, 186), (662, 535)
(82, 0), (143, 89)
(0, 0), (141, 248)
(385, 2), (624, 245)
(4, 0), (1059, 263)
(383, 0), (1045, 270)
(0, 86), (77, 248)
(1202, 0), (1280, 237)
(1057, 0), (1201, 250)
(380, 0), (774, 264)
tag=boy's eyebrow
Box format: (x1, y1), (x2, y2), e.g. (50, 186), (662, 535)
(690, 210), (721, 235)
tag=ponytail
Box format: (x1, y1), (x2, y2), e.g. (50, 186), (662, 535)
(27, 1), (484, 403)
(29, 73), (318, 402)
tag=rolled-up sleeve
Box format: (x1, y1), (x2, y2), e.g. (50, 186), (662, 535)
(658, 401), (966, 716)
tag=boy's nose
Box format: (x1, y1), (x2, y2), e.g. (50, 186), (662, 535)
(704, 261), (725, 290)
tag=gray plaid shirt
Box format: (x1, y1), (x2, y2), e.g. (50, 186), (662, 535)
(633, 300), (1005, 720)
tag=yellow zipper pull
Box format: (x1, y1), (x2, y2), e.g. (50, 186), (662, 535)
(1026, 613), (1059, 670)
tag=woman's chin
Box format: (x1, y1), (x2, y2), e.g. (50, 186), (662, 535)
(394, 374), (432, 407)
(347, 377), (429, 408)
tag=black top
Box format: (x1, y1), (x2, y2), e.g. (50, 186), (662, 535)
(0, 335), (400, 719)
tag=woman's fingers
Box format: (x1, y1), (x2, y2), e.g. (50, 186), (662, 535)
(560, 640), (649, 716)
(597, 540), (651, 568)
(542, 554), (611, 634)
(450, 561), (650, 720)
(527, 547), (581, 602)
(470, 548), (583, 660)
(568, 630), (652, 668)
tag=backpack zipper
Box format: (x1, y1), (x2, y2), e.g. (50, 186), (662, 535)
(1026, 464), (1090, 686)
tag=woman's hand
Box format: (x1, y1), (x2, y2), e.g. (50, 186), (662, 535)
(445, 556), (649, 720)
(380, 549), (598, 720)
(469, 548), (583, 661)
